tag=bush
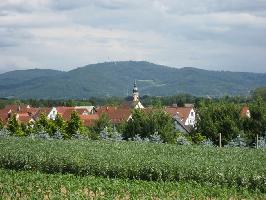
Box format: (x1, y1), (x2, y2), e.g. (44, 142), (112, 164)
(226, 135), (247, 147)
(0, 128), (11, 138)
(149, 132), (163, 143)
(258, 137), (266, 148)
(200, 138), (215, 147)
(176, 136), (191, 145)
(51, 130), (64, 140)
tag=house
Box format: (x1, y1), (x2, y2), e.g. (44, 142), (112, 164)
(165, 105), (196, 134)
(0, 104), (37, 124)
(173, 115), (191, 134)
(165, 106), (196, 126)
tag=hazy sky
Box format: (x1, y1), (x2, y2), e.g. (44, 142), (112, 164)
(0, 0), (266, 73)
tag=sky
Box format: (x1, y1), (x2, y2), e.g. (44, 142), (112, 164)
(0, 0), (266, 74)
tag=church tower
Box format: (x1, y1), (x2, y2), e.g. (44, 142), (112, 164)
(132, 80), (139, 102)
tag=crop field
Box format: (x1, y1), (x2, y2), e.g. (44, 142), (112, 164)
(0, 137), (266, 193)
(1, 169), (265, 199)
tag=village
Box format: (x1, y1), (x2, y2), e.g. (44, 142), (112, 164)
(0, 81), (251, 136)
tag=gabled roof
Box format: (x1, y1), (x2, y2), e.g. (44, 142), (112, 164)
(0, 112), (8, 124)
(80, 114), (99, 126)
(17, 115), (34, 124)
(173, 115), (191, 134)
(121, 101), (144, 109)
(56, 107), (88, 121)
(0, 104), (38, 124)
(33, 107), (53, 119)
(165, 107), (193, 122)
(97, 106), (132, 124)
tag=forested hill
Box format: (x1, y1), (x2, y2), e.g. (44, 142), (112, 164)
(0, 61), (266, 99)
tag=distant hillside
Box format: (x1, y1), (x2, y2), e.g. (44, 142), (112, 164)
(0, 61), (266, 99)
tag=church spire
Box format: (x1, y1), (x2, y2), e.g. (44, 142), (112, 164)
(132, 80), (139, 102)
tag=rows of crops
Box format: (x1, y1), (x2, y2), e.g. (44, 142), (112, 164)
(1, 137), (265, 191)
(1, 169), (265, 199)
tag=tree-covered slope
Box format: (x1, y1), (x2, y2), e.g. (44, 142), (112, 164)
(0, 61), (265, 99)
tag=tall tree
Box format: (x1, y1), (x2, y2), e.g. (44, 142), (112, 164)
(65, 111), (83, 137)
(195, 101), (242, 145)
(7, 115), (24, 136)
(93, 113), (111, 134)
(243, 97), (266, 143)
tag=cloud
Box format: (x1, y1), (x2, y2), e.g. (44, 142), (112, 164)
(0, 0), (266, 73)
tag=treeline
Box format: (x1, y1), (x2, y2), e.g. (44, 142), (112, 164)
(0, 109), (176, 143)
(0, 93), (253, 109)
(194, 97), (266, 146)
(251, 87), (266, 101)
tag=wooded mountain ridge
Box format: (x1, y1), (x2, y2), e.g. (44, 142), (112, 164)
(0, 61), (266, 99)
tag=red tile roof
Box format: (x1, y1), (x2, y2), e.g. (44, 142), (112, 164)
(80, 114), (99, 126)
(165, 107), (192, 122)
(18, 115), (34, 124)
(97, 106), (132, 124)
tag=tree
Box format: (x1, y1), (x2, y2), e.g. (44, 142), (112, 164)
(21, 121), (34, 136)
(65, 111), (83, 138)
(0, 119), (3, 130)
(123, 109), (176, 143)
(195, 101), (242, 145)
(7, 115), (24, 136)
(123, 109), (148, 139)
(148, 110), (176, 143)
(243, 97), (266, 143)
(33, 113), (54, 135)
(93, 113), (111, 134)
(53, 114), (66, 133)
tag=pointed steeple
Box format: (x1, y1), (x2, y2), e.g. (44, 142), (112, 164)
(132, 80), (139, 102)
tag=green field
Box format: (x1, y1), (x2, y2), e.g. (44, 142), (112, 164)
(1, 169), (265, 199)
(1, 137), (266, 191)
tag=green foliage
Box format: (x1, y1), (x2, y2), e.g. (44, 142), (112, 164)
(0, 119), (3, 130)
(252, 87), (266, 101)
(190, 132), (206, 144)
(124, 109), (148, 139)
(0, 138), (265, 191)
(124, 109), (176, 143)
(53, 114), (66, 134)
(1, 169), (265, 199)
(32, 113), (56, 136)
(196, 101), (243, 145)
(243, 97), (266, 143)
(7, 115), (24, 137)
(65, 111), (83, 138)
(149, 110), (176, 143)
(93, 113), (112, 134)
